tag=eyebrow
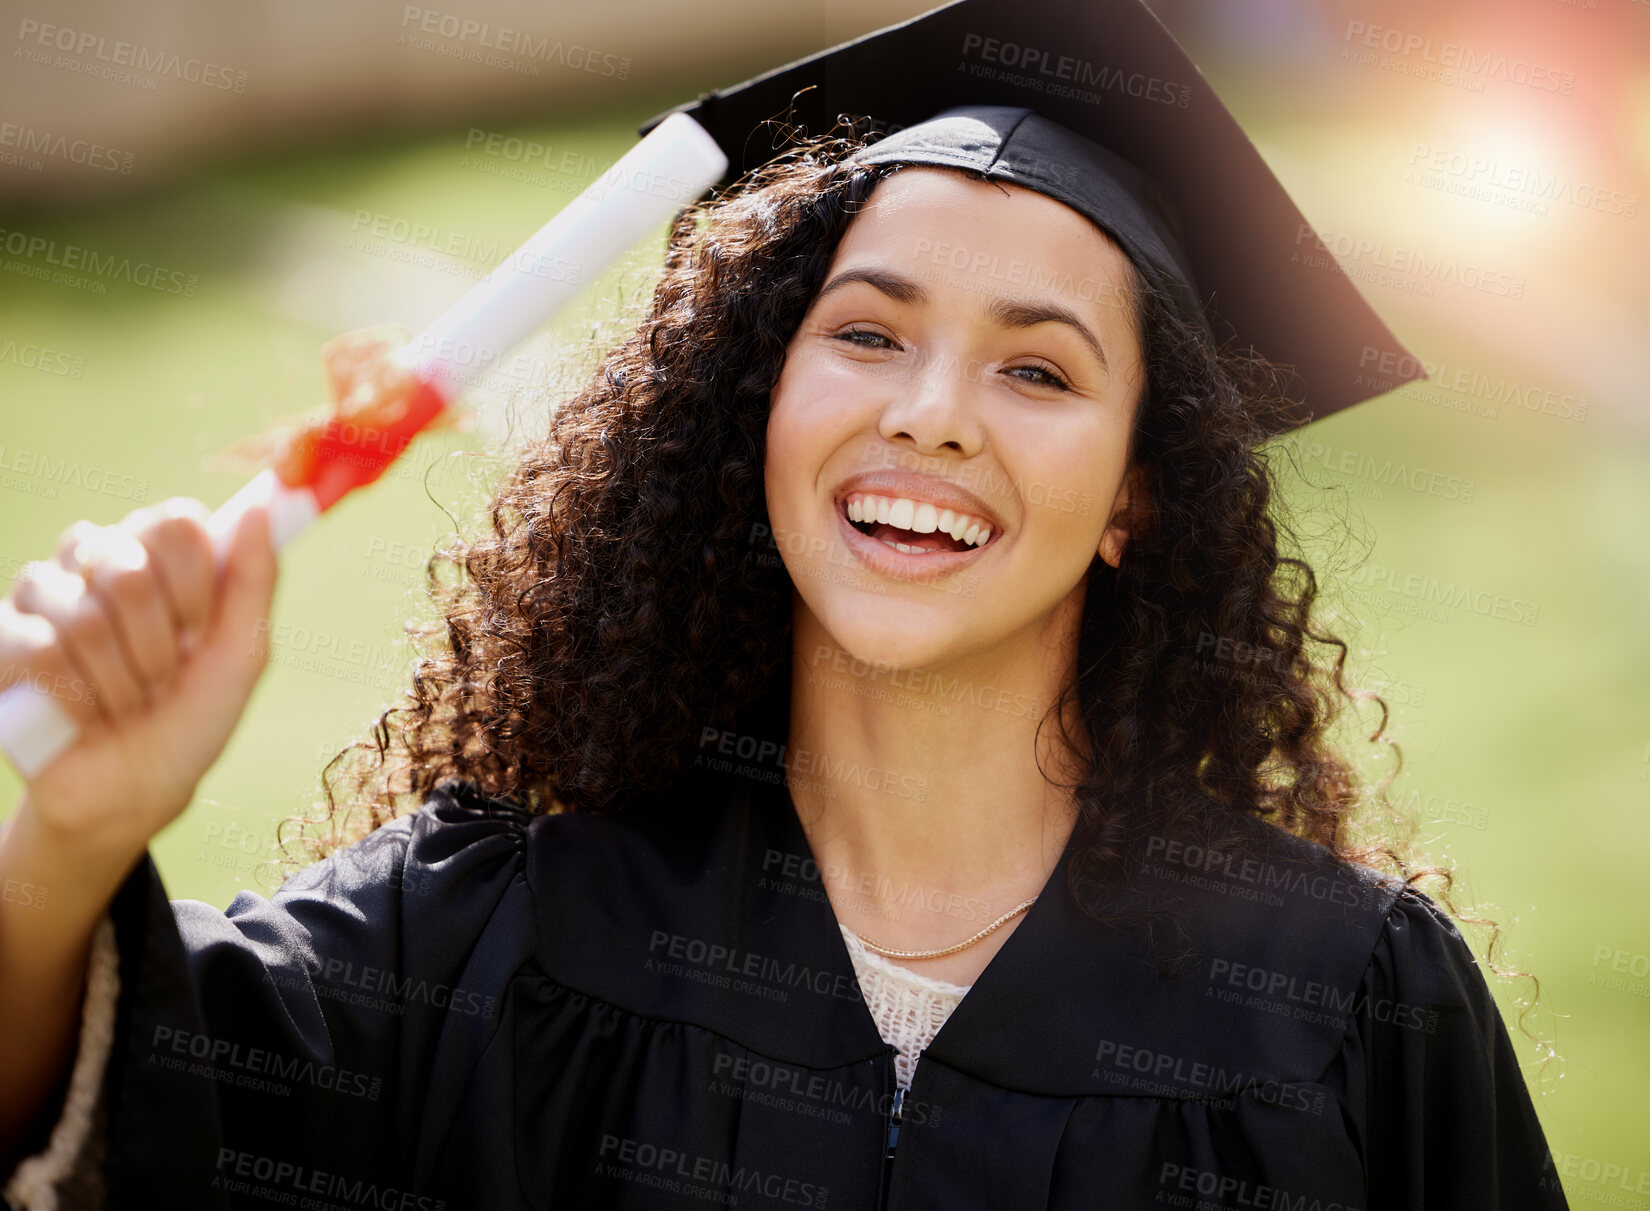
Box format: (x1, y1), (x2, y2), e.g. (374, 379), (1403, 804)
(814, 266), (1109, 370)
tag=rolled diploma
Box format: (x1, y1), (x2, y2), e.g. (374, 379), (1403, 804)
(0, 111), (727, 779)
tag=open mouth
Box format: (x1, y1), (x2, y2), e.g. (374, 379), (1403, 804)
(837, 493), (996, 557)
(846, 513), (973, 554)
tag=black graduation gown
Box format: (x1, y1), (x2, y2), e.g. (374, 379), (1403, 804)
(37, 760), (1568, 1210)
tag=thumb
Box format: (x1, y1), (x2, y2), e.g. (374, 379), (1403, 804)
(205, 500), (280, 678)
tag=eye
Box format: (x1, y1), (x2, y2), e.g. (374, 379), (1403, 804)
(1006, 362), (1072, 391)
(833, 327), (898, 349)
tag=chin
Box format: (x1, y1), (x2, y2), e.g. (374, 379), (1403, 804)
(803, 603), (969, 678)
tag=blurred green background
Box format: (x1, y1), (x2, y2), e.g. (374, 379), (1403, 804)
(1, 0), (1646, 1201)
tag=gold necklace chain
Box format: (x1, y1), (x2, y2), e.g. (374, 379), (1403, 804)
(842, 895), (1039, 960)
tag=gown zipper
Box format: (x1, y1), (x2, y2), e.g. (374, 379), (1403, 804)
(877, 1053), (903, 1209)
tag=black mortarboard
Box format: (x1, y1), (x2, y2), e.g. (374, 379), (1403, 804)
(639, 0), (1426, 431)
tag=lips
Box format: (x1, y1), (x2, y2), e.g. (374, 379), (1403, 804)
(833, 496), (996, 582)
(841, 491), (994, 549)
(832, 473), (1004, 537)
(853, 517), (970, 553)
(817, 469), (1006, 583)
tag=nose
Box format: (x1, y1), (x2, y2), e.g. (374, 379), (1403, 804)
(875, 346), (986, 459)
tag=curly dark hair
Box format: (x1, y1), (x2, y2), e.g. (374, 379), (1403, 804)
(275, 120), (1544, 1053)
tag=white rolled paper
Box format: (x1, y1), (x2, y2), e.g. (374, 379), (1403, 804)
(396, 110), (728, 401)
(0, 112), (727, 780)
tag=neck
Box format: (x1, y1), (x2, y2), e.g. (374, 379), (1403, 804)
(783, 597), (1088, 954)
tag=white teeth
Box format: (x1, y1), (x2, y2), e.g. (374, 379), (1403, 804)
(843, 492), (995, 549)
(883, 538), (938, 555)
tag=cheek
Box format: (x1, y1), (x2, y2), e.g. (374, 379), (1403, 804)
(763, 380), (804, 491)
(1010, 426), (1120, 551)
(766, 360), (862, 488)
(763, 371), (828, 519)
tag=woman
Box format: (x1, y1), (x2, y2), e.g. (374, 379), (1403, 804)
(0, 14), (1565, 1211)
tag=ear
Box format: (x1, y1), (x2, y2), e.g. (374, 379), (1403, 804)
(1098, 464), (1148, 569)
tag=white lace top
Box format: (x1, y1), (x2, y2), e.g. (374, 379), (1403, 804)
(838, 923), (974, 1092)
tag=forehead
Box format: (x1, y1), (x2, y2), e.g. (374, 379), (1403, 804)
(830, 166), (1138, 321)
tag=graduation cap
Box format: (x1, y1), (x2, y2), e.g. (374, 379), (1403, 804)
(639, 0), (1426, 431)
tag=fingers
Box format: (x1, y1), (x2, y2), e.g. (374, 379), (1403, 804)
(208, 501), (277, 676)
(70, 523), (182, 689)
(0, 596), (105, 732)
(10, 498), (218, 727)
(119, 498), (216, 649)
(9, 558), (147, 723)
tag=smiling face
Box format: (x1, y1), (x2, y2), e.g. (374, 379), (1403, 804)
(764, 166), (1148, 675)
